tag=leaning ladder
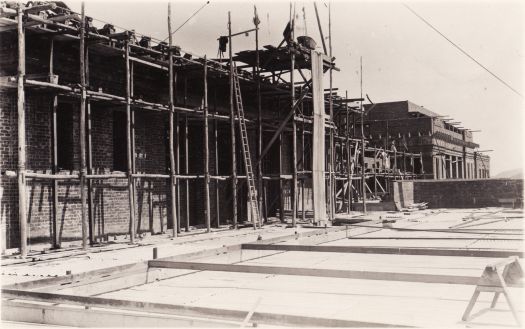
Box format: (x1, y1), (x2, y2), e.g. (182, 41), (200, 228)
(232, 66), (261, 228)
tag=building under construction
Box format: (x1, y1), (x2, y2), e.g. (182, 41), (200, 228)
(0, 2), (523, 328)
(0, 1), (496, 254)
(363, 101), (490, 180)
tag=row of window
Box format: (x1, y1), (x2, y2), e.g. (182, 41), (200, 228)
(434, 156), (489, 179)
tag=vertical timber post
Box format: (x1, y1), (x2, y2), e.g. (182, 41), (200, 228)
(373, 148), (378, 197)
(184, 114), (189, 231)
(87, 102), (94, 244)
(168, 3), (178, 237)
(214, 108), (220, 228)
(228, 12), (238, 229)
(49, 37), (60, 248)
(51, 96), (59, 248)
(254, 6), (264, 226)
(79, 2), (89, 250)
(175, 101), (181, 233)
(360, 57), (366, 214)
(345, 90), (351, 214)
(85, 47), (95, 245)
(203, 56), (211, 233)
(301, 86), (306, 222)
(291, 4), (297, 228)
(278, 95), (284, 223)
(130, 62), (137, 235)
(17, 4), (28, 257)
(328, 1), (335, 221)
(279, 132), (284, 223)
(173, 66), (180, 234)
(183, 76), (190, 232)
(124, 39), (135, 243)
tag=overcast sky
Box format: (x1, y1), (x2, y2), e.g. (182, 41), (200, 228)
(70, 0), (524, 176)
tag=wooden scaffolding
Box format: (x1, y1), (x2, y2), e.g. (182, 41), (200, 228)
(0, 1), (425, 257)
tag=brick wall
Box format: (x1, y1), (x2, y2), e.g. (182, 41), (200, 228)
(392, 179), (523, 208)
(0, 29), (296, 251)
(0, 91), (17, 249)
(365, 101), (409, 121)
(0, 89), (247, 250)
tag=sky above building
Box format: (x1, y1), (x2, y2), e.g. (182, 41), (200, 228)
(70, 0), (524, 176)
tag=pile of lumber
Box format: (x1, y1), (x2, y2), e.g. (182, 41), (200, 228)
(400, 202), (428, 212)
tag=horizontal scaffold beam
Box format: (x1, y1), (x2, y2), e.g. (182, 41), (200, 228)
(1, 77), (263, 124)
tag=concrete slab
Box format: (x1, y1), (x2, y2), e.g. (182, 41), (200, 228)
(2, 225), (333, 285)
(3, 208), (523, 327)
(99, 270), (523, 327)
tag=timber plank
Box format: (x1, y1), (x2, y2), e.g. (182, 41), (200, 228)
(241, 244), (524, 258)
(148, 260), (480, 285)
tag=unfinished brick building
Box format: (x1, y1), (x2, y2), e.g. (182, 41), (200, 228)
(0, 1), (425, 255)
(363, 101), (490, 180)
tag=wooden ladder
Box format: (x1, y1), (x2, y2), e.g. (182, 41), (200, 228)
(233, 66), (261, 229)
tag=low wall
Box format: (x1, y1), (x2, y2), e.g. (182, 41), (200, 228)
(352, 201), (396, 212)
(392, 179), (523, 209)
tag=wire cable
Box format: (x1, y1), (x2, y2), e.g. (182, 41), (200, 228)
(162, 1), (210, 42)
(403, 3), (522, 98)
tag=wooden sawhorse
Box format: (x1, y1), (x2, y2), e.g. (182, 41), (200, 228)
(462, 256), (523, 326)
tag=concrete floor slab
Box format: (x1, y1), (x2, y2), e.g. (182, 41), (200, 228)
(1, 225), (332, 285)
(3, 208), (523, 327)
(100, 270), (523, 327)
